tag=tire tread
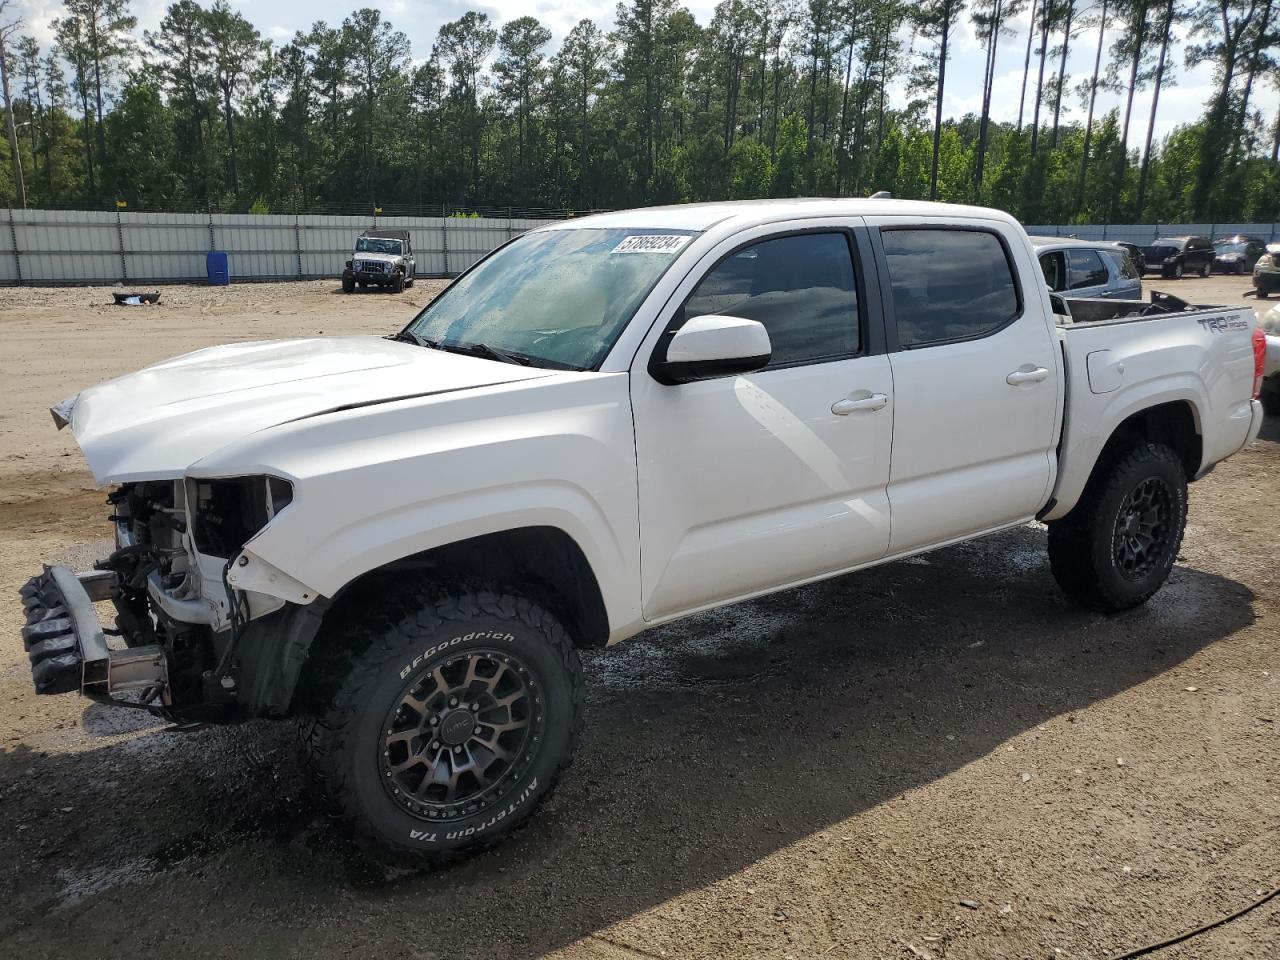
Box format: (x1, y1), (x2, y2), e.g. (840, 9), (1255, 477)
(298, 586), (583, 866)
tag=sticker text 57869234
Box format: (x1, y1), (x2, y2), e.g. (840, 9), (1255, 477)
(611, 235), (692, 255)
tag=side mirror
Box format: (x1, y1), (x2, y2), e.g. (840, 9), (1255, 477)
(651, 315), (772, 385)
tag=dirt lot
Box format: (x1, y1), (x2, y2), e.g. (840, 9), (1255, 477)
(1, 275), (1278, 960)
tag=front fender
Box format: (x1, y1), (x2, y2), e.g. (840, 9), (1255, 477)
(194, 372), (643, 639)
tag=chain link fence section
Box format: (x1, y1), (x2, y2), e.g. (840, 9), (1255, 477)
(0, 207), (574, 286)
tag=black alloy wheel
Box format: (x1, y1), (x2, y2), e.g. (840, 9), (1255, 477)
(379, 649), (544, 822)
(1111, 476), (1175, 581)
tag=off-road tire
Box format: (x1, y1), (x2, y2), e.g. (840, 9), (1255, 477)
(1261, 385), (1280, 416)
(405, 275), (415, 288)
(1047, 441), (1187, 613)
(299, 589), (584, 864)
(342, 276), (354, 293)
(393, 271), (405, 294)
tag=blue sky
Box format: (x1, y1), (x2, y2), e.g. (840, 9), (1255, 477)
(11, 0), (1280, 149)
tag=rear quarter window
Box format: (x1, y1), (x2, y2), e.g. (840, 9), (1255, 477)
(880, 228), (1022, 348)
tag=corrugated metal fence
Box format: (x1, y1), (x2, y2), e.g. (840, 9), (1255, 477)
(1024, 222), (1280, 243)
(3, 208), (1277, 286)
(0, 208), (561, 285)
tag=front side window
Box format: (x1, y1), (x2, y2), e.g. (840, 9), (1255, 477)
(880, 228), (1021, 348)
(682, 232), (860, 367)
(406, 227), (695, 370)
(1039, 252), (1065, 291)
(1067, 249), (1109, 289)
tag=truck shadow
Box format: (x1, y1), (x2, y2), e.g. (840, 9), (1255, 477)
(0, 524), (1257, 956)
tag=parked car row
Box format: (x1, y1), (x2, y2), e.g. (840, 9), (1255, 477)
(1036, 233), (1278, 300)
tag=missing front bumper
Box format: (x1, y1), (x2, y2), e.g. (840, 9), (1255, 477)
(19, 565), (167, 698)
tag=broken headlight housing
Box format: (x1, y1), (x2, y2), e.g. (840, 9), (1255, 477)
(188, 475), (294, 559)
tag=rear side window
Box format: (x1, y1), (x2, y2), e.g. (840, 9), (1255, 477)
(682, 232), (859, 366)
(880, 229), (1021, 348)
(1104, 249), (1138, 280)
(1067, 249), (1109, 289)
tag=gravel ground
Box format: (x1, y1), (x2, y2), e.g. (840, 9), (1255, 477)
(1, 275), (1278, 960)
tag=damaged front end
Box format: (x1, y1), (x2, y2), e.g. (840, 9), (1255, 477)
(19, 477), (325, 723)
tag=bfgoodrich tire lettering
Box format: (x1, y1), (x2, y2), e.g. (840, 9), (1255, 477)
(300, 590), (583, 862)
(1047, 442), (1188, 613)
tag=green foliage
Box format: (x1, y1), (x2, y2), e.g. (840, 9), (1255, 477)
(0, 0), (1276, 224)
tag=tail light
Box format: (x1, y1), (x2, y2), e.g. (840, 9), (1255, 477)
(1254, 327), (1267, 398)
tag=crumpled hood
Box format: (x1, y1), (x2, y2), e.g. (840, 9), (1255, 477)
(59, 336), (553, 485)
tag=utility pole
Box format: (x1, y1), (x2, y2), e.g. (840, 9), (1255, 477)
(0, 6), (26, 209)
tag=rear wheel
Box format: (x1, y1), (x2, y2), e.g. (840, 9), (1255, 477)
(1047, 441), (1187, 613)
(299, 589), (583, 862)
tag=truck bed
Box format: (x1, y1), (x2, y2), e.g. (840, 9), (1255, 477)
(1041, 292), (1260, 522)
(1060, 290), (1237, 326)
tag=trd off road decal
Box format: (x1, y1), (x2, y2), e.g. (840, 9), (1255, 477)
(1196, 315), (1250, 333)
(611, 234), (692, 254)
(399, 630), (516, 679)
(407, 777), (539, 843)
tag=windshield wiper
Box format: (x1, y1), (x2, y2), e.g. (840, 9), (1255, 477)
(444, 341), (533, 366)
(390, 329), (438, 349)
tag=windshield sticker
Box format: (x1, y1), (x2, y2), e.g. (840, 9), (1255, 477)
(611, 234), (691, 255)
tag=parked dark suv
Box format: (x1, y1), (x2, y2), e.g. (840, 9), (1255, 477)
(1142, 235), (1213, 279)
(1213, 235), (1267, 274)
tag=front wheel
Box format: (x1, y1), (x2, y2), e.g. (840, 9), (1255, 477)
(1201, 261), (1211, 278)
(393, 271), (405, 294)
(299, 590), (583, 862)
(1173, 263), (1184, 279)
(1047, 442), (1188, 613)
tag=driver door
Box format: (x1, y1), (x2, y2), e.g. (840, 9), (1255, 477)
(630, 222), (894, 620)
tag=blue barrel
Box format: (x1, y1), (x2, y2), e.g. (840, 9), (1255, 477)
(206, 251), (230, 286)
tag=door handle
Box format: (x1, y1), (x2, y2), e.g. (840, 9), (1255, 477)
(831, 393), (889, 415)
(1006, 366), (1050, 386)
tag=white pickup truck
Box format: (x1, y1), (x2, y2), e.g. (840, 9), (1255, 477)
(20, 199), (1266, 860)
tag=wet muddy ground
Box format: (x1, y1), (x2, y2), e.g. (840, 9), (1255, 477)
(1, 275), (1278, 959)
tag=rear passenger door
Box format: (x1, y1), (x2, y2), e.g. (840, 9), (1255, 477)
(1065, 248), (1111, 298)
(866, 219), (1062, 554)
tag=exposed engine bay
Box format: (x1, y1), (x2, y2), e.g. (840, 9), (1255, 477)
(19, 476), (304, 723)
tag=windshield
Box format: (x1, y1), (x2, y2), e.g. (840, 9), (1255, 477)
(404, 227), (696, 370)
(1149, 238), (1185, 250)
(1214, 241), (1248, 254)
(356, 237), (403, 255)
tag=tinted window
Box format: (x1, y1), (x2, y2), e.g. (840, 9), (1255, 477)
(1039, 252), (1065, 291)
(1104, 249), (1139, 280)
(1067, 249), (1109, 289)
(880, 229), (1020, 347)
(683, 232), (859, 366)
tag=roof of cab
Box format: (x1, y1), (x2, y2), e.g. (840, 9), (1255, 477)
(534, 198), (1023, 233)
(1027, 235), (1124, 251)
